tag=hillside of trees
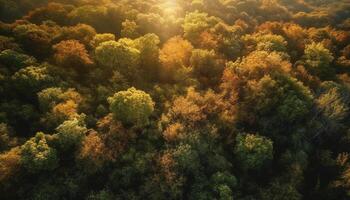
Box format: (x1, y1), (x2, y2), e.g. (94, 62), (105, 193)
(0, 0), (350, 199)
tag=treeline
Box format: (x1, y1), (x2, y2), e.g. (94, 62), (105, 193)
(0, 0), (350, 199)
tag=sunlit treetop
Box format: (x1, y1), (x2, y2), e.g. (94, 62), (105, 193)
(108, 87), (155, 126)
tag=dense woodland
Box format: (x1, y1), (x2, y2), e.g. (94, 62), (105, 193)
(0, 0), (350, 199)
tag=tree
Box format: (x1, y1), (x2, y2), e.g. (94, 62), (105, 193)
(222, 51), (313, 128)
(37, 87), (64, 113)
(68, 5), (109, 33)
(260, 181), (302, 200)
(212, 22), (243, 59)
(0, 147), (21, 183)
(38, 87), (83, 131)
(334, 153), (350, 197)
(190, 49), (224, 88)
(77, 130), (108, 173)
(94, 40), (140, 78)
(159, 36), (193, 82)
(0, 49), (36, 73)
(55, 115), (87, 151)
(11, 64), (54, 100)
(243, 33), (288, 53)
(86, 190), (115, 200)
(0, 123), (17, 151)
(0, 0), (21, 22)
(134, 33), (160, 80)
(0, 36), (20, 52)
(108, 87), (154, 126)
(313, 81), (350, 133)
(183, 11), (217, 45)
(161, 87), (236, 141)
(136, 13), (164, 39)
(90, 33), (115, 48)
(303, 42), (334, 79)
(317, 82), (349, 122)
(234, 133), (273, 170)
(53, 40), (93, 71)
(121, 20), (140, 39)
(56, 23), (96, 47)
(21, 132), (58, 172)
(13, 23), (52, 58)
(211, 171), (237, 200)
(0, 123), (10, 151)
(24, 2), (73, 25)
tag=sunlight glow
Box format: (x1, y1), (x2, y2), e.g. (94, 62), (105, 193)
(162, 0), (179, 16)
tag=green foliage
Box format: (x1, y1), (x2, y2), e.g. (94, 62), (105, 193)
(228, 50), (314, 126)
(314, 81), (350, 132)
(86, 190), (115, 200)
(121, 20), (140, 39)
(172, 143), (201, 172)
(183, 11), (218, 44)
(0, 49), (36, 72)
(134, 33), (160, 80)
(11, 64), (54, 99)
(94, 40), (140, 77)
(317, 82), (349, 122)
(21, 132), (58, 172)
(108, 87), (154, 126)
(303, 42), (334, 79)
(211, 171), (237, 200)
(0, 36), (20, 51)
(55, 115), (87, 150)
(68, 5), (108, 30)
(244, 33), (288, 53)
(37, 87), (64, 112)
(234, 133), (273, 170)
(190, 49), (223, 88)
(56, 23), (97, 47)
(0, 123), (10, 151)
(260, 181), (302, 200)
(90, 33), (115, 48)
(13, 23), (52, 58)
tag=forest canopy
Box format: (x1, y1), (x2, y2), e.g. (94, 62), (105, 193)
(0, 0), (350, 199)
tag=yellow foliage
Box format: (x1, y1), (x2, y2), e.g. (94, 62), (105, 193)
(0, 147), (21, 183)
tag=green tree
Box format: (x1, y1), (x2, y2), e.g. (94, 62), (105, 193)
(190, 49), (224, 88)
(183, 11), (218, 45)
(0, 49), (36, 73)
(21, 132), (58, 172)
(0, 36), (20, 52)
(243, 33), (288, 53)
(303, 42), (334, 79)
(55, 115), (87, 151)
(211, 171), (237, 200)
(37, 87), (64, 113)
(108, 87), (154, 126)
(68, 5), (108, 32)
(90, 33), (115, 48)
(134, 33), (160, 80)
(56, 23), (96, 47)
(11, 64), (54, 100)
(94, 40), (140, 78)
(121, 20), (140, 39)
(234, 133), (273, 170)
(24, 2), (73, 25)
(13, 23), (52, 58)
(38, 87), (83, 132)
(260, 181), (302, 200)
